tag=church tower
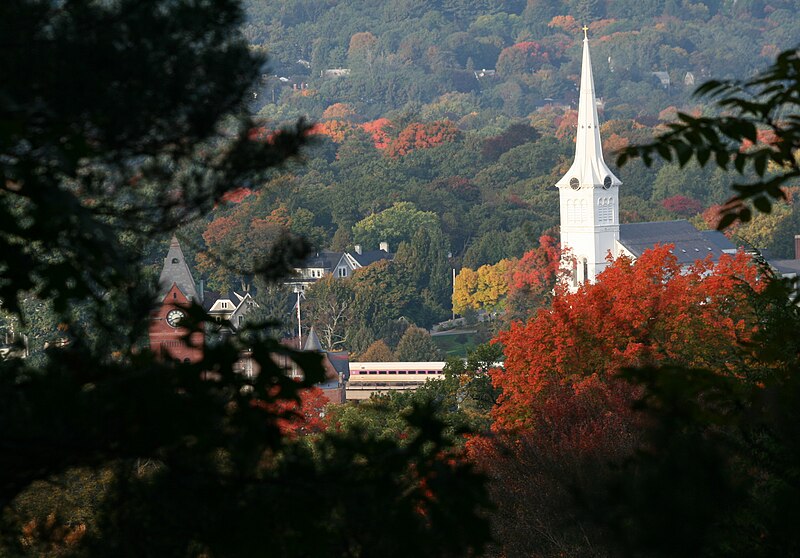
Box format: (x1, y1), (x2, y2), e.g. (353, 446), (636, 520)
(149, 236), (204, 363)
(555, 27), (622, 288)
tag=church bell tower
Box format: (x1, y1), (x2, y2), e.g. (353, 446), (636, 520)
(555, 27), (622, 288)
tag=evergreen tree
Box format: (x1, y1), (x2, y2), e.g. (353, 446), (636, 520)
(396, 326), (443, 362)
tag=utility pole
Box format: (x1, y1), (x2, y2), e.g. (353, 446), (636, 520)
(452, 267), (456, 321)
(296, 290), (302, 349)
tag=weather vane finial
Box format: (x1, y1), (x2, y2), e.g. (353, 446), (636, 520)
(582, 25), (589, 39)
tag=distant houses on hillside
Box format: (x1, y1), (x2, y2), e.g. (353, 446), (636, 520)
(286, 242), (393, 292)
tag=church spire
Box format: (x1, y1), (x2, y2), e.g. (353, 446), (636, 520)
(158, 235), (200, 303)
(556, 29), (621, 190)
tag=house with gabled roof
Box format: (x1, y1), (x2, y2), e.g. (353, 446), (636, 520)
(286, 243), (393, 291)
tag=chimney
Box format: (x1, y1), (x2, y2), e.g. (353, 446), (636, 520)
(379, 241), (389, 252)
(795, 234), (800, 260)
(354, 244), (362, 255)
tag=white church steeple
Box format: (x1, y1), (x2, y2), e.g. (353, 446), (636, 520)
(556, 27), (622, 288)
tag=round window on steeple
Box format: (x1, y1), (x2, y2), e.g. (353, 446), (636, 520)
(570, 178), (580, 190)
(603, 176), (612, 190)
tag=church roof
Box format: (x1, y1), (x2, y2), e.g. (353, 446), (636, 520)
(619, 220), (730, 264)
(303, 326), (323, 352)
(555, 29), (621, 190)
(158, 236), (200, 303)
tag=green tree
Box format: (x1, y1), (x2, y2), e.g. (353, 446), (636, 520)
(358, 339), (396, 362)
(395, 326), (442, 362)
(352, 201), (439, 249)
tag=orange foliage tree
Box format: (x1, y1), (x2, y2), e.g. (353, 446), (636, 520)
(493, 245), (764, 434)
(384, 121), (461, 157)
(311, 120), (356, 143)
(321, 102), (357, 121)
(360, 118), (394, 149)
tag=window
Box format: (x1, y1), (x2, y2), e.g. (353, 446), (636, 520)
(338, 267), (347, 278)
(172, 258), (179, 264)
(583, 259), (589, 283)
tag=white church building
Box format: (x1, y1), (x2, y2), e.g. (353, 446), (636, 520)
(557, 27), (735, 288)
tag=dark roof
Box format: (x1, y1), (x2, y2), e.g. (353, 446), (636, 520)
(158, 236), (200, 302)
(351, 249), (393, 267)
(700, 230), (737, 252)
(619, 220), (727, 265)
(327, 351), (351, 382)
(202, 289), (221, 311)
(769, 259), (800, 276)
(301, 250), (342, 270)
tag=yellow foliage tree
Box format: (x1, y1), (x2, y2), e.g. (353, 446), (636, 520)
(453, 259), (513, 315)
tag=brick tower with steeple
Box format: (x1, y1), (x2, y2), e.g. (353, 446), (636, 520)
(149, 236), (204, 363)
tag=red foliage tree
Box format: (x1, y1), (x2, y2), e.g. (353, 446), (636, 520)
(493, 245), (764, 434)
(219, 187), (253, 204)
(504, 235), (565, 323)
(496, 41), (551, 76)
(268, 386), (329, 438)
(555, 110), (578, 140)
(661, 195), (703, 216)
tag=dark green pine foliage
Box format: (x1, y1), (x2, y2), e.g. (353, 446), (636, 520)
(0, 1), (490, 556)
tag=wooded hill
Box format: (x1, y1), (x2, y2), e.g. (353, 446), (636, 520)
(243, 0), (800, 121)
(170, 0), (800, 349)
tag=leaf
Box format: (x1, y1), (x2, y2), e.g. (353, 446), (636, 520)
(656, 143), (673, 162)
(754, 152), (767, 176)
(675, 141), (692, 167)
(734, 153), (747, 174)
(714, 149), (729, 169)
(717, 212), (738, 231)
(752, 196), (772, 214)
(696, 148), (710, 166)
